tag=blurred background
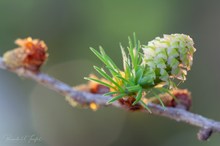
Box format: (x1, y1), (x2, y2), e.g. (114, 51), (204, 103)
(0, 0), (220, 146)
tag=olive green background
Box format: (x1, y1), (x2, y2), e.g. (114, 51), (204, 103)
(0, 0), (220, 146)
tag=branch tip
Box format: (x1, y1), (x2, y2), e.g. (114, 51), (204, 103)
(197, 127), (213, 141)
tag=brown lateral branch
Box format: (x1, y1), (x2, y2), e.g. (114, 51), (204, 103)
(0, 57), (220, 141)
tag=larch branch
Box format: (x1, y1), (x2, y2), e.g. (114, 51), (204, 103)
(0, 57), (220, 141)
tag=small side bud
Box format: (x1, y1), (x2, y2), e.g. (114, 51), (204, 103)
(87, 74), (110, 94)
(3, 37), (48, 72)
(118, 96), (143, 111)
(172, 89), (192, 110)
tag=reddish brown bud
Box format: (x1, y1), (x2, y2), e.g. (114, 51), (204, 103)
(118, 97), (143, 111)
(3, 37), (48, 72)
(87, 74), (110, 94)
(149, 89), (192, 110)
(74, 75), (110, 94)
(172, 89), (192, 110)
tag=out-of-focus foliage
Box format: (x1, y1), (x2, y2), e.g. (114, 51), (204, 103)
(0, 0), (220, 146)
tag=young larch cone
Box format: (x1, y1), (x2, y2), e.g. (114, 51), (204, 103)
(3, 37), (48, 72)
(142, 34), (196, 84)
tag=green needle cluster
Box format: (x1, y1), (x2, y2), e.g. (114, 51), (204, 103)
(85, 33), (196, 111)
